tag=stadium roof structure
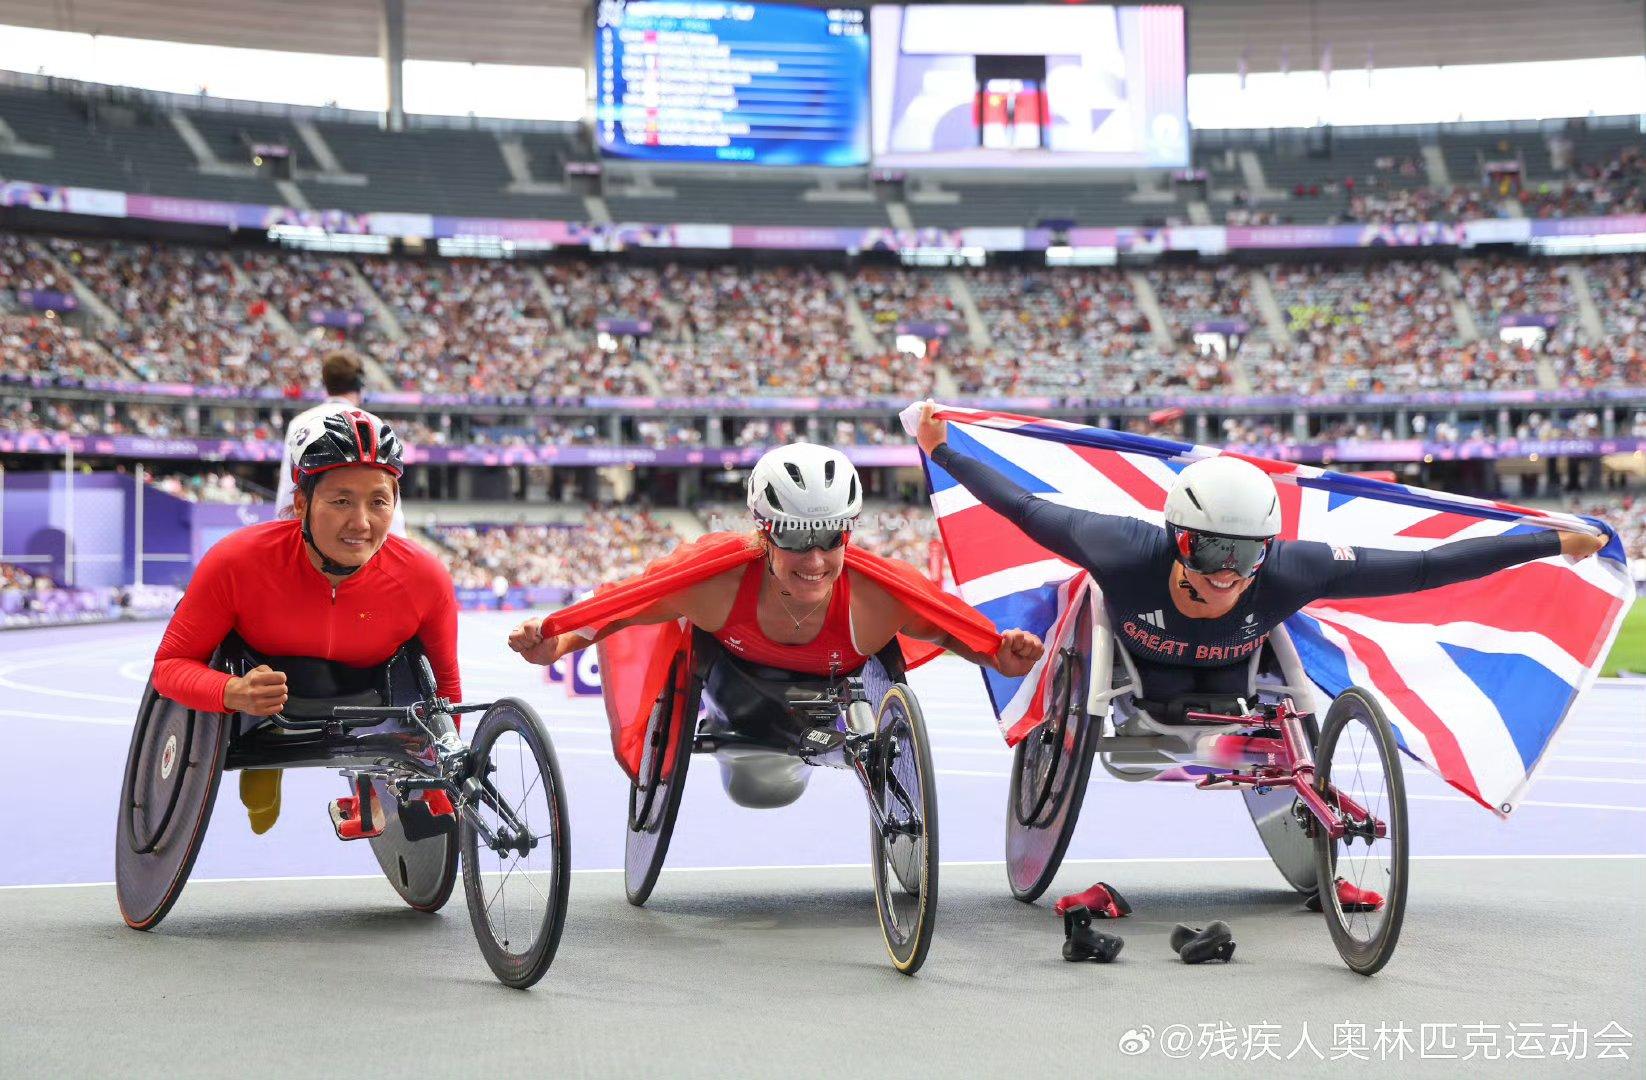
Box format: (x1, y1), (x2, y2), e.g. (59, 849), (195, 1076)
(1, 0), (1640, 73)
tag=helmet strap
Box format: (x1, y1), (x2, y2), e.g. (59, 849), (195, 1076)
(301, 505), (361, 578)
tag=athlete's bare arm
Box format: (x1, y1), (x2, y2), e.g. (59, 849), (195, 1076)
(509, 570), (742, 666)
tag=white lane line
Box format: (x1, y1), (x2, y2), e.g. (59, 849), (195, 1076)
(117, 660), (152, 684)
(6, 704), (1640, 802)
(1405, 793), (1646, 813)
(933, 769), (1646, 812)
(0, 708), (130, 726)
(936, 763), (1646, 788)
(1559, 738), (1646, 749)
(0, 659), (138, 704)
(1551, 755), (1646, 765)
(9, 852), (1645, 892)
(0, 637), (158, 665)
(1514, 799), (1646, 813)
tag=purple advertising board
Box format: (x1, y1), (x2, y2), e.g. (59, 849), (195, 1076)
(596, 317), (654, 336)
(16, 289), (78, 312)
(6, 369), (1646, 415)
(8, 176), (1644, 256)
(1499, 313), (1562, 330)
(308, 308), (367, 328)
(2, 432), (1642, 468)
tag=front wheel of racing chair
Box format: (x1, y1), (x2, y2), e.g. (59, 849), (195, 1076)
(460, 697), (571, 989)
(1312, 687), (1409, 976)
(623, 644), (703, 906)
(1005, 590), (1099, 903)
(866, 682), (939, 975)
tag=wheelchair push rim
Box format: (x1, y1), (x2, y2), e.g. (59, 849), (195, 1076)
(1005, 594), (1098, 903)
(1012, 651), (1075, 828)
(1312, 687), (1409, 977)
(116, 687), (229, 930)
(867, 683), (939, 975)
(625, 653), (698, 906)
(460, 698), (571, 990)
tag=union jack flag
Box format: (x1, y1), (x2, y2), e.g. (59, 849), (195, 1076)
(904, 404), (1635, 818)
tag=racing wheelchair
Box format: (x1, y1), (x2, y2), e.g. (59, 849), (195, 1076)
(1006, 589), (1409, 976)
(116, 636), (570, 989)
(613, 629), (938, 975)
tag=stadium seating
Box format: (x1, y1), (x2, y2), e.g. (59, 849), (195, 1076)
(3, 227), (1643, 398)
(420, 509), (685, 591)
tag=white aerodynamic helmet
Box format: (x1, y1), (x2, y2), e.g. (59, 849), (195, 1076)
(748, 443), (862, 530)
(1164, 457), (1281, 538)
(1163, 457), (1281, 578)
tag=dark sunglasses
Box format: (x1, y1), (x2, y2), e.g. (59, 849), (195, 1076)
(1172, 525), (1272, 579)
(765, 523), (850, 553)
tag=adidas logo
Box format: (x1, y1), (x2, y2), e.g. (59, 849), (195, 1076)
(1136, 609), (1166, 629)
(726, 637), (744, 650)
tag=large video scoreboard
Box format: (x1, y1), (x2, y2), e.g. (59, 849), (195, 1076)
(594, 1), (871, 166)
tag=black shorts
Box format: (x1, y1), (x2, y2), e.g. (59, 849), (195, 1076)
(694, 630), (905, 752)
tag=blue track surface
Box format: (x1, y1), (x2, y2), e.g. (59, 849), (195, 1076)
(3, 613), (1642, 888)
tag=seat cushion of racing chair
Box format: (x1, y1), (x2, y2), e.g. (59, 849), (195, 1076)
(1130, 693), (1252, 727)
(215, 633), (432, 735)
(697, 647), (849, 809)
(700, 650), (846, 753)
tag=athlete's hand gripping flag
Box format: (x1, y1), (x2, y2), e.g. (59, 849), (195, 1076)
(902, 401), (1635, 818)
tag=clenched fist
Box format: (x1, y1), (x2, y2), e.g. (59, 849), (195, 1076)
(916, 400), (949, 457)
(224, 664), (287, 716)
(994, 629), (1045, 678)
(508, 617), (572, 667)
(1558, 530), (1606, 561)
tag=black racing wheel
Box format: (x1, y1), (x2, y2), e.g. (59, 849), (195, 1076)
(867, 683), (939, 975)
(624, 652), (700, 906)
(460, 698), (571, 989)
(1005, 593), (1098, 903)
(116, 683), (230, 930)
(1312, 688), (1409, 976)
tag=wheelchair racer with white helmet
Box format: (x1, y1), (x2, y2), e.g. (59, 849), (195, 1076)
(510, 443), (1043, 973)
(915, 403), (1606, 973)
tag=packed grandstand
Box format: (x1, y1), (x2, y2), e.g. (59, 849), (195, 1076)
(2, 75), (1644, 627)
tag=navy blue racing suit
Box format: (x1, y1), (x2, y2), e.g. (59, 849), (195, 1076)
(931, 442), (1561, 701)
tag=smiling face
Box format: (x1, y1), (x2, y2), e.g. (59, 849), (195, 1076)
(293, 465), (397, 573)
(1174, 561), (1256, 617)
(1183, 563), (1254, 597)
(766, 538), (847, 607)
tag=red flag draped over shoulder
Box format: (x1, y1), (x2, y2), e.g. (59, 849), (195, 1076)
(538, 531), (1001, 778)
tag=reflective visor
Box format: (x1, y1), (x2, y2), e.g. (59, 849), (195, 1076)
(765, 522), (849, 553)
(1177, 528), (1272, 578)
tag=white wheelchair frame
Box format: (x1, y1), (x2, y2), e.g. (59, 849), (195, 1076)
(1082, 602), (1321, 781)
(1062, 596), (1324, 894)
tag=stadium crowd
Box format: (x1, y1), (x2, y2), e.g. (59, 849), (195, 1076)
(4, 229), (1643, 401)
(422, 508), (684, 591)
(143, 469), (262, 504)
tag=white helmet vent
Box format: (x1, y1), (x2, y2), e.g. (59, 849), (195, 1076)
(748, 443), (863, 527)
(1164, 457), (1282, 539)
